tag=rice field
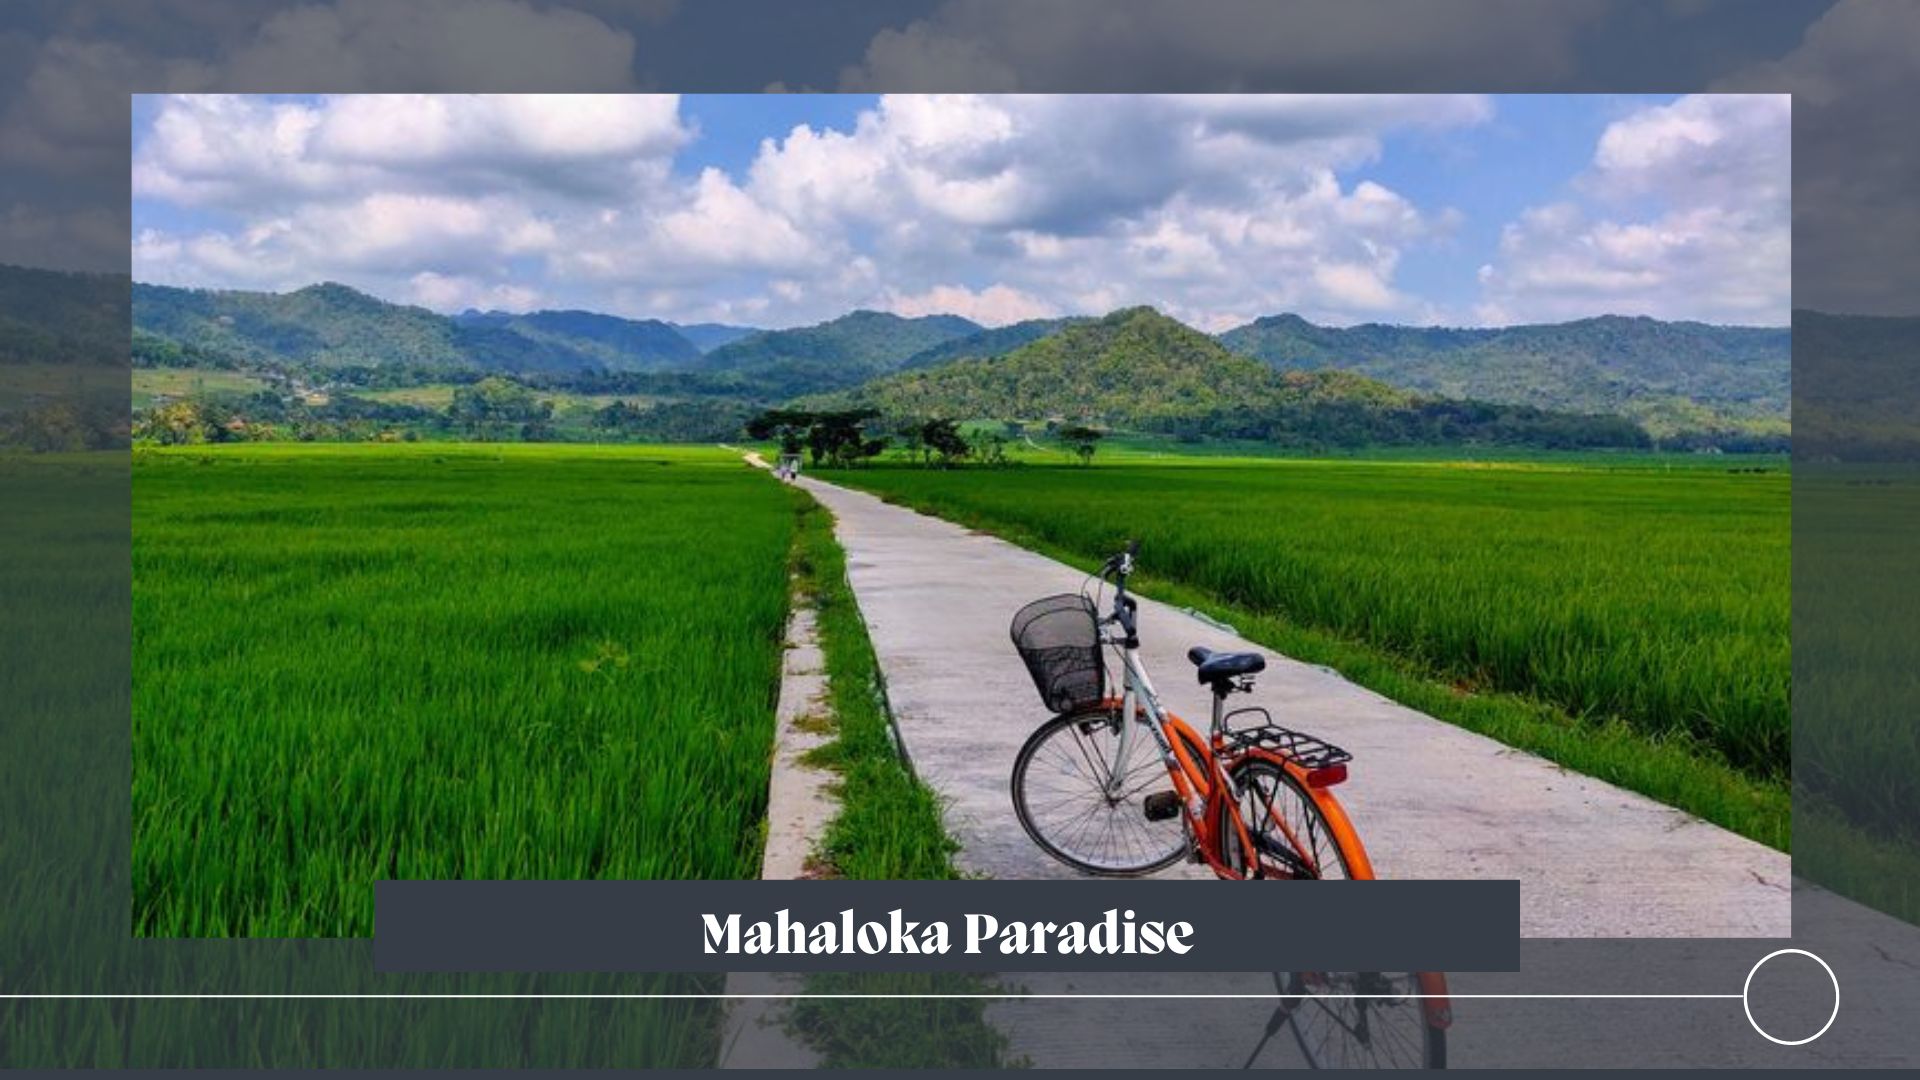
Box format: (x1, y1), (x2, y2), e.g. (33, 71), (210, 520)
(131, 367), (270, 409)
(829, 458), (1789, 781)
(1793, 465), (1920, 918)
(133, 443), (793, 937)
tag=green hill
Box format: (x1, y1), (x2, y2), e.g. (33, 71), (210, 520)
(699, 310), (982, 396)
(1795, 310), (1920, 458)
(837, 306), (1409, 424)
(831, 307), (1654, 451)
(0, 263), (128, 366)
(1218, 312), (1789, 434)
(135, 282), (467, 371)
(897, 316), (1089, 370)
(452, 309), (701, 371)
(134, 283), (706, 375)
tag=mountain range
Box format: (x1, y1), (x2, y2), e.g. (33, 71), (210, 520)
(126, 277), (1793, 435)
(828, 307), (1662, 450)
(0, 263), (128, 366)
(1218, 313), (1790, 433)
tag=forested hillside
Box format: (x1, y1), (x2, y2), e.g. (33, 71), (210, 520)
(698, 310), (981, 396)
(0, 263), (127, 365)
(669, 321), (759, 353)
(135, 282), (709, 374)
(452, 309), (702, 370)
(1219, 312), (1789, 434)
(897, 317), (1088, 370)
(830, 307), (1652, 450)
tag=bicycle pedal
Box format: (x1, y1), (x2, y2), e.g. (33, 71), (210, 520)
(1141, 790), (1181, 821)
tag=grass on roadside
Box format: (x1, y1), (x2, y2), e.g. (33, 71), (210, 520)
(787, 972), (1024, 1070)
(1795, 797), (1920, 923)
(782, 493), (1022, 1068)
(787, 494), (960, 880)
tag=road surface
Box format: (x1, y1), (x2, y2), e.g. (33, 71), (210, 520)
(750, 464), (1918, 1068)
(791, 471), (1788, 937)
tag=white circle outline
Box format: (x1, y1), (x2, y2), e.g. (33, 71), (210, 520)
(1743, 948), (1839, 1046)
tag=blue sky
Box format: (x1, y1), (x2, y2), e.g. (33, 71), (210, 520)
(130, 93), (1789, 330)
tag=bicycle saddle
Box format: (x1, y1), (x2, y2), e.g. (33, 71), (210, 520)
(1187, 645), (1265, 686)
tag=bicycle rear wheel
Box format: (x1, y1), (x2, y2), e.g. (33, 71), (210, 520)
(1011, 707), (1188, 875)
(1279, 970), (1447, 1069)
(1221, 755), (1357, 880)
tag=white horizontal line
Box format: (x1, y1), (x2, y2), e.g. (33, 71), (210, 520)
(1, 993), (1742, 1000)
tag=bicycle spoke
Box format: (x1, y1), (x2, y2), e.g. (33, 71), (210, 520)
(1279, 972), (1432, 1069)
(1013, 711), (1185, 873)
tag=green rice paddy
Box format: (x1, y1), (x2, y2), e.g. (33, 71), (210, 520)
(827, 457), (1790, 817)
(133, 443), (793, 937)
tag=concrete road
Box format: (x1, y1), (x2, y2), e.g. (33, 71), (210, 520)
(793, 472), (1790, 939)
(764, 468), (1920, 1069)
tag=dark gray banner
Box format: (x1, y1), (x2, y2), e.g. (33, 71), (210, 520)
(374, 879), (1518, 973)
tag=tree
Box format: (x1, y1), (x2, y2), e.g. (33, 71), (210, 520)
(971, 429), (1010, 466)
(918, 417), (970, 466)
(14, 403), (87, 452)
(807, 408), (885, 467)
(134, 400), (207, 446)
(446, 376), (550, 439)
(593, 399), (642, 431)
(745, 408), (813, 457)
(748, 407), (884, 467)
(1058, 423), (1104, 465)
(894, 420), (926, 465)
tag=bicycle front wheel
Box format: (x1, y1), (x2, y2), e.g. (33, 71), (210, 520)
(1011, 708), (1188, 875)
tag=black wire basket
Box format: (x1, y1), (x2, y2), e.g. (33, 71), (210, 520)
(1009, 593), (1107, 715)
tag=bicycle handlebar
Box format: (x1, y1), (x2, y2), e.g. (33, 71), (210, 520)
(1099, 541), (1142, 646)
(1100, 539), (1141, 582)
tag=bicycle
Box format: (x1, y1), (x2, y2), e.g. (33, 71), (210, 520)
(1008, 541), (1451, 1069)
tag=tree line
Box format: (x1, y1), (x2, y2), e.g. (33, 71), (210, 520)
(745, 408), (1104, 468)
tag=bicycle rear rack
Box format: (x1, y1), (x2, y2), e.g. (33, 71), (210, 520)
(1220, 708), (1353, 773)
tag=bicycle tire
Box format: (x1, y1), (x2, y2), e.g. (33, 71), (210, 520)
(1281, 970), (1448, 1069)
(1010, 708), (1188, 876)
(1220, 755), (1359, 880)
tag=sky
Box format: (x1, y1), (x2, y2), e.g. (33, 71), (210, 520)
(129, 92), (1790, 331)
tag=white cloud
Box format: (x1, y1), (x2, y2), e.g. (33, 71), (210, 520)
(128, 90), (1786, 329)
(748, 94), (1482, 239)
(1715, 0), (1920, 315)
(1588, 93), (1789, 209)
(719, 94), (1477, 324)
(3, 0), (647, 188)
(407, 271), (543, 313)
(884, 283), (1056, 326)
(313, 94), (687, 167)
(216, 0), (646, 92)
(1, 38), (212, 177)
(1476, 94), (1789, 325)
(135, 93), (688, 208)
(136, 92), (1486, 327)
(840, 1), (1608, 92)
